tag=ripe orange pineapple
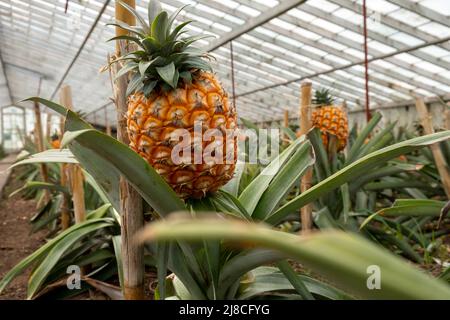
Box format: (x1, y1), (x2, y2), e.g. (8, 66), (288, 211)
(50, 131), (60, 149)
(311, 89), (348, 152)
(111, 1), (237, 199)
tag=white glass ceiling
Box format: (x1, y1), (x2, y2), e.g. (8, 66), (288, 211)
(0, 0), (449, 125)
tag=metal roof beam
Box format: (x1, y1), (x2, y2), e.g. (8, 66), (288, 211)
(0, 44), (13, 106)
(236, 35), (450, 99)
(299, 3), (450, 72)
(385, 0), (450, 28)
(205, 0), (307, 52)
(49, 0), (111, 100)
(195, 0), (448, 95)
(328, 0), (450, 50)
(213, 50), (393, 105)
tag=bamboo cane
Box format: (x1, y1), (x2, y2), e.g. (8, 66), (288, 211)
(415, 97), (450, 198)
(299, 81), (313, 232)
(113, 0), (145, 300)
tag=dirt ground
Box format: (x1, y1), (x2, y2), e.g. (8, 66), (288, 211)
(0, 170), (47, 300)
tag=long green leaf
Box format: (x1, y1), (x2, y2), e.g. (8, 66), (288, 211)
(276, 260), (315, 300)
(252, 141), (314, 220)
(267, 131), (450, 225)
(346, 112), (382, 164)
(0, 219), (111, 295)
(238, 136), (306, 215)
(10, 149), (78, 168)
(117, 0), (150, 33)
(137, 217), (450, 299)
(27, 221), (114, 298)
(238, 267), (351, 300)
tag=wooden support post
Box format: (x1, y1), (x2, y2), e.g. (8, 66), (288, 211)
(113, 0), (145, 300)
(445, 109), (450, 130)
(105, 106), (112, 136)
(60, 85), (86, 226)
(299, 81), (313, 232)
(70, 165), (86, 224)
(60, 89), (71, 229)
(33, 99), (50, 202)
(415, 97), (450, 198)
(46, 113), (53, 139)
(283, 109), (290, 145)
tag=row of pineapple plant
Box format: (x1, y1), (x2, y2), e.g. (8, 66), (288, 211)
(0, 0), (449, 299)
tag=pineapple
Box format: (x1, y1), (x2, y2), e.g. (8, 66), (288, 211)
(311, 89), (348, 152)
(50, 131), (60, 149)
(111, 1), (237, 199)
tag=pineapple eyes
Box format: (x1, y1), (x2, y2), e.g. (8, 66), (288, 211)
(190, 111), (210, 125)
(149, 98), (169, 118)
(167, 89), (188, 105)
(188, 89), (207, 108)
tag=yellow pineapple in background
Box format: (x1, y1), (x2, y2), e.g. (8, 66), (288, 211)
(112, 1), (237, 199)
(311, 89), (348, 152)
(50, 130), (61, 149)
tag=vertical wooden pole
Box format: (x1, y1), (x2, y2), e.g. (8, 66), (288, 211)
(299, 81), (313, 232)
(60, 85), (86, 226)
(114, 0), (145, 300)
(33, 97), (50, 202)
(283, 110), (289, 145)
(115, 0), (136, 52)
(445, 109), (450, 130)
(58, 111), (70, 229)
(70, 165), (86, 224)
(46, 113), (53, 139)
(415, 97), (450, 198)
(105, 106), (112, 136)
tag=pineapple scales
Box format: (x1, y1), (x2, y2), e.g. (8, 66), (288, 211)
(311, 89), (349, 152)
(111, 1), (237, 199)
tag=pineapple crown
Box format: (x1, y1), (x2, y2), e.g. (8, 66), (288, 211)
(108, 0), (214, 97)
(51, 130), (59, 141)
(312, 88), (335, 107)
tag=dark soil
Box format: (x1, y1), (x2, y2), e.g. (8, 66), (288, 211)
(0, 169), (47, 300)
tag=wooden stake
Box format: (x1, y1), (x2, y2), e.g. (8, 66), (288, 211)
(115, 0), (136, 52)
(415, 97), (450, 198)
(283, 110), (290, 145)
(33, 100), (50, 202)
(58, 113), (70, 230)
(445, 109), (450, 130)
(46, 113), (53, 139)
(60, 86), (86, 226)
(113, 0), (145, 300)
(299, 81), (313, 232)
(70, 165), (86, 224)
(105, 106), (112, 136)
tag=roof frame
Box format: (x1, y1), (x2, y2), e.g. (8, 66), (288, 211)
(385, 0), (450, 28)
(195, 0), (449, 94)
(205, 0), (308, 52)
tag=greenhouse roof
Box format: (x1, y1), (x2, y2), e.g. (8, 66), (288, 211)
(0, 0), (449, 125)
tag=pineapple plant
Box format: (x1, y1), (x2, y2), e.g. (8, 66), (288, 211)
(311, 89), (348, 152)
(110, 1), (237, 199)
